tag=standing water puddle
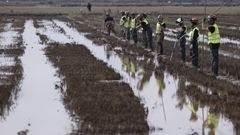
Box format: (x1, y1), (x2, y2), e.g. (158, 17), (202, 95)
(0, 20), (75, 135)
(37, 20), (236, 135)
(0, 23), (18, 67)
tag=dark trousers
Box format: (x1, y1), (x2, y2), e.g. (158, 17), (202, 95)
(131, 28), (138, 44)
(147, 28), (153, 51)
(210, 43), (220, 76)
(125, 27), (130, 40)
(142, 30), (148, 48)
(179, 38), (186, 62)
(120, 28), (125, 39)
(142, 28), (153, 50)
(156, 33), (164, 55)
(192, 43), (198, 67)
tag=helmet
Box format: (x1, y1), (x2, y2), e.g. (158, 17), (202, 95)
(176, 18), (183, 24)
(207, 15), (217, 22)
(142, 13), (147, 18)
(157, 15), (163, 21)
(136, 14), (141, 20)
(131, 13), (136, 17)
(120, 11), (125, 16)
(190, 17), (198, 24)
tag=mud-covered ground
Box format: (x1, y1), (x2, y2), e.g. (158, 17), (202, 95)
(0, 17), (24, 120)
(0, 10), (240, 135)
(61, 13), (240, 134)
(45, 43), (148, 134)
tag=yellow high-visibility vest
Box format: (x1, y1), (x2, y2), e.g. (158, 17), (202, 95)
(189, 27), (199, 42)
(143, 18), (149, 25)
(208, 23), (221, 44)
(124, 17), (130, 28)
(130, 18), (136, 29)
(119, 16), (126, 26)
(156, 22), (161, 34)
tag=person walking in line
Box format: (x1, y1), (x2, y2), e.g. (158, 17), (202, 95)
(104, 13), (115, 36)
(189, 17), (199, 68)
(138, 13), (153, 51)
(130, 13), (138, 44)
(119, 11), (126, 38)
(124, 12), (131, 41)
(175, 18), (187, 62)
(156, 15), (166, 55)
(87, 2), (92, 12)
(203, 15), (221, 76)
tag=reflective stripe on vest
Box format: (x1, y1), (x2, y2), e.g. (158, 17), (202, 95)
(189, 27), (199, 42)
(130, 18), (136, 29)
(119, 16), (126, 26)
(208, 23), (220, 44)
(143, 19), (149, 25)
(156, 22), (161, 34)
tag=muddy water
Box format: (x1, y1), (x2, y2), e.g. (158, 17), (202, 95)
(0, 23), (18, 67)
(39, 20), (236, 135)
(0, 20), (75, 135)
(0, 23), (18, 47)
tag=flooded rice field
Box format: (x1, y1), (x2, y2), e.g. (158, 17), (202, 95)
(0, 15), (239, 135)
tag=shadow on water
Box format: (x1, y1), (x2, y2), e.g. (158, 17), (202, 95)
(36, 20), (238, 135)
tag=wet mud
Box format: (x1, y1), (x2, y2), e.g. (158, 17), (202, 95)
(0, 13), (239, 135)
(0, 18), (24, 120)
(57, 15), (240, 134)
(35, 18), (239, 135)
(45, 43), (149, 134)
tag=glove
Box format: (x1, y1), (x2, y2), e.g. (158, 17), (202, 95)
(161, 22), (166, 28)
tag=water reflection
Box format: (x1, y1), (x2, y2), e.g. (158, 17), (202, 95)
(0, 21), (23, 121)
(100, 33), (236, 135)
(45, 20), (236, 135)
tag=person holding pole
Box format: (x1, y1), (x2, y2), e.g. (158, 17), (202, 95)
(156, 15), (166, 55)
(203, 15), (221, 76)
(175, 18), (187, 62)
(189, 17), (199, 68)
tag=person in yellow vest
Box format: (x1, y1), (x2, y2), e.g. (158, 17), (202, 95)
(203, 15), (221, 76)
(156, 15), (166, 55)
(124, 12), (131, 41)
(119, 11), (126, 39)
(130, 13), (138, 44)
(138, 13), (153, 51)
(189, 17), (199, 68)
